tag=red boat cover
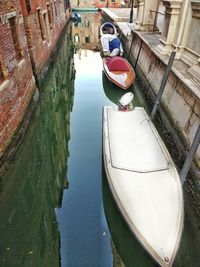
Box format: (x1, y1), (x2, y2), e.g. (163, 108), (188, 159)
(106, 57), (129, 71)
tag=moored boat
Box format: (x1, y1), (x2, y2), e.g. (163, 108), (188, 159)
(71, 12), (81, 23)
(103, 56), (136, 90)
(100, 22), (124, 57)
(100, 22), (118, 36)
(103, 105), (184, 267)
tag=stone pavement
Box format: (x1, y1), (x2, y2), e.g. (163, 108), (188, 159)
(101, 7), (136, 22)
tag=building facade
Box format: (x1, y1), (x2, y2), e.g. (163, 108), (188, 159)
(0, 0), (70, 171)
(0, 0), (36, 160)
(20, 0), (67, 78)
(71, 0), (121, 8)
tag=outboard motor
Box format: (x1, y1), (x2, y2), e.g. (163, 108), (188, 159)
(118, 92), (134, 111)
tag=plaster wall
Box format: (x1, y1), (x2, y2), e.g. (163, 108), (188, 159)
(187, 17), (200, 55)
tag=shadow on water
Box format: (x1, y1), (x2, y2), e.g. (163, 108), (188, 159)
(0, 25), (75, 267)
(102, 71), (149, 110)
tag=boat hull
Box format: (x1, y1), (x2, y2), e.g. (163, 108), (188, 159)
(103, 57), (136, 90)
(103, 106), (184, 267)
(102, 169), (159, 267)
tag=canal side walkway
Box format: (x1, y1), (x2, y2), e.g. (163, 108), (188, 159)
(101, 8), (200, 100)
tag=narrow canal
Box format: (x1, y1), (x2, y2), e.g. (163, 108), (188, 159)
(0, 12), (200, 267)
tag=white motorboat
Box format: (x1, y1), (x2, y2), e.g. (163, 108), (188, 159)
(100, 22), (124, 57)
(103, 105), (184, 267)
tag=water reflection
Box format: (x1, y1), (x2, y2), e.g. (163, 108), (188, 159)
(102, 72), (149, 111)
(72, 12), (101, 55)
(0, 25), (75, 266)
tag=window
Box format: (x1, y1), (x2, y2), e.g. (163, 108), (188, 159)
(0, 63), (4, 83)
(66, 0), (70, 9)
(25, 0), (31, 14)
(43, 12), (50, 42)
(85, 37), (90, 43)
(54, 1), (57, 18)
(8, 17), (21, 61)
(47, 4), (53, 30)
(51, 2), (55, 23)
(37, 10), (45, 40)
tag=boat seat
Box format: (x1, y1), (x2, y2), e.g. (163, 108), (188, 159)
(106, 57), (129, 71)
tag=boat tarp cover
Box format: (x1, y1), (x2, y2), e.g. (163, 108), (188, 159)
(106, 57), (129, 71)
(106, 107), (170, 172)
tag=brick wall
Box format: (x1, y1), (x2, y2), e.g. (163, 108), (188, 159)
(21, 0), (66, 77)
(0, 0), (36, 156)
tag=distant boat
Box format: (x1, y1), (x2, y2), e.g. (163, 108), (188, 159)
(71, 12), (81, 23)
(103, 56), (136, 90)
(100, 22), (124, 57)
(72, 7), (99, 12)
(103, 104), (184, 267)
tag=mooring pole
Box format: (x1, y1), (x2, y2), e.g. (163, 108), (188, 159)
(180, 124), (200, 184)
(151, 50), (176, 120)
(128, 32), (135, 58)
(134, 39), (143, 69)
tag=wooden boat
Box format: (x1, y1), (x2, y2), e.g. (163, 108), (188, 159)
(103, 56), (136, 90)
(103, 106), (184, 267)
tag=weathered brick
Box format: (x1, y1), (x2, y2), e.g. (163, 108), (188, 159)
(22, 0), (66, 77)
(0, 0), (36, 154)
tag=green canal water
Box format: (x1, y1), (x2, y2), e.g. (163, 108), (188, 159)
(0, 12), (200, 267)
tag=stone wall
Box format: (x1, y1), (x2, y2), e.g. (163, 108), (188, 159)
(186, 2), (200, 55)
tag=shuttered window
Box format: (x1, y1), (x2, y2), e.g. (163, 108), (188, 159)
(0, 64), (4, 83)
(37, 10), (45, 40)
(25, 0), (31, 14)
(9, 17), (21, 61)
